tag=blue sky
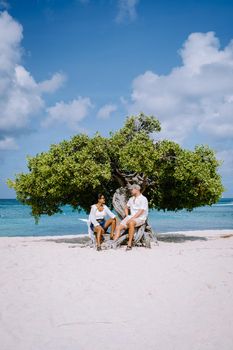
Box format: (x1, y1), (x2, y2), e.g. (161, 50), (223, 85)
(0, 0), (233, 198)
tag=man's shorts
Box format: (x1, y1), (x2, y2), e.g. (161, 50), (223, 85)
(120, 215), (146, 228)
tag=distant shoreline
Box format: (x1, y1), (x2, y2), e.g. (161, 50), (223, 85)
(1, 198), (233, 237)
(1, 229), (233, 241)
(1, 197), (233, 201)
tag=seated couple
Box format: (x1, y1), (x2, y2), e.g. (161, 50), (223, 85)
(88, 184), (148, 251)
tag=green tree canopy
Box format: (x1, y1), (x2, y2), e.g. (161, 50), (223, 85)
(8, 113), (224, 221)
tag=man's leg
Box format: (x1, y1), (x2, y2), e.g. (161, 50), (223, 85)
(113, 215), (130, 240)
(127, 220), (136, 247)
(114, 224), (127, 240)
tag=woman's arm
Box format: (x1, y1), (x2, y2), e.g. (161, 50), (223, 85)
(89, 205), (100, 227)
(104, 205), (116, 219)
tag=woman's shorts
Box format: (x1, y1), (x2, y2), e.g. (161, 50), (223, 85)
(90, 219), (106, 232)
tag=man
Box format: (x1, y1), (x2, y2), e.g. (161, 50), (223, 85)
(114, 184), (148, 250)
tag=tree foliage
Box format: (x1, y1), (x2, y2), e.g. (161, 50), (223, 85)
(8, 113), (224, 221)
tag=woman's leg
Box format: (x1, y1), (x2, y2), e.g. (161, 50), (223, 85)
(104, 218), (116, 239)
(94, 226), (104, 249)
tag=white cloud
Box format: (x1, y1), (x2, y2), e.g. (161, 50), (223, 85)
(126, 32), (233, 143)
(179, 32), (233, 75)
(0, 136), (18, 150)
(0, 74), (44, 130)
(116, 0), (140, 23)
(0, 11), (22, 72)
(38, 72), (66, 93)
(97, 103), (117, 119)
(0, 11), (65, 150)
(44, 97), (93, 129)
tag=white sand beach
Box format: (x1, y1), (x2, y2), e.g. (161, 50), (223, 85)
(1, 230), (233, 350)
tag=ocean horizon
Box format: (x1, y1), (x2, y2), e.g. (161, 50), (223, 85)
(0, 198), (232, 237)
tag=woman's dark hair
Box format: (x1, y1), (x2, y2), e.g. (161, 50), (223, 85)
(97, 193), (105, 201)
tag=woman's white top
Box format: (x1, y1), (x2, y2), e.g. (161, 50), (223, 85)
(89, 204), (116, 227)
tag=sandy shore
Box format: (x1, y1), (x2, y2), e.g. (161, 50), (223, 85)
(1, 230), (233, 350)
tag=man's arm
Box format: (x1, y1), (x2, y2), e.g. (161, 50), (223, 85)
(124, 198), (131, 217)
(124, 206), (129, 217)
(128, 209), (145, 222)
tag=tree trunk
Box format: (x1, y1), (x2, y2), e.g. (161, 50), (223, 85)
(112, 187), (128, 219)
(102, 186), (158, 249)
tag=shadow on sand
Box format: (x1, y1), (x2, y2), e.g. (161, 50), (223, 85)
(157, 233), (208, 243)
(45, 236), (91, 245)
(44, 233), (208, 245)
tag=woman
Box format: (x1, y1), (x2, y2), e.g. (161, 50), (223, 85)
(89, 194), (116, 251)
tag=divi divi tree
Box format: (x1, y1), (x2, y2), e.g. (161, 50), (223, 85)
(8, 113), (224, 241)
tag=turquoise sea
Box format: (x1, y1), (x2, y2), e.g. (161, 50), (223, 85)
(0, 198), (232, 237)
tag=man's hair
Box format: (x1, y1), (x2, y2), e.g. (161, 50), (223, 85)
(129, 184), (141, 190)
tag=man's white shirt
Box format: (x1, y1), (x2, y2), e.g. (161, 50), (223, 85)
(126, 194), (148, 221)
